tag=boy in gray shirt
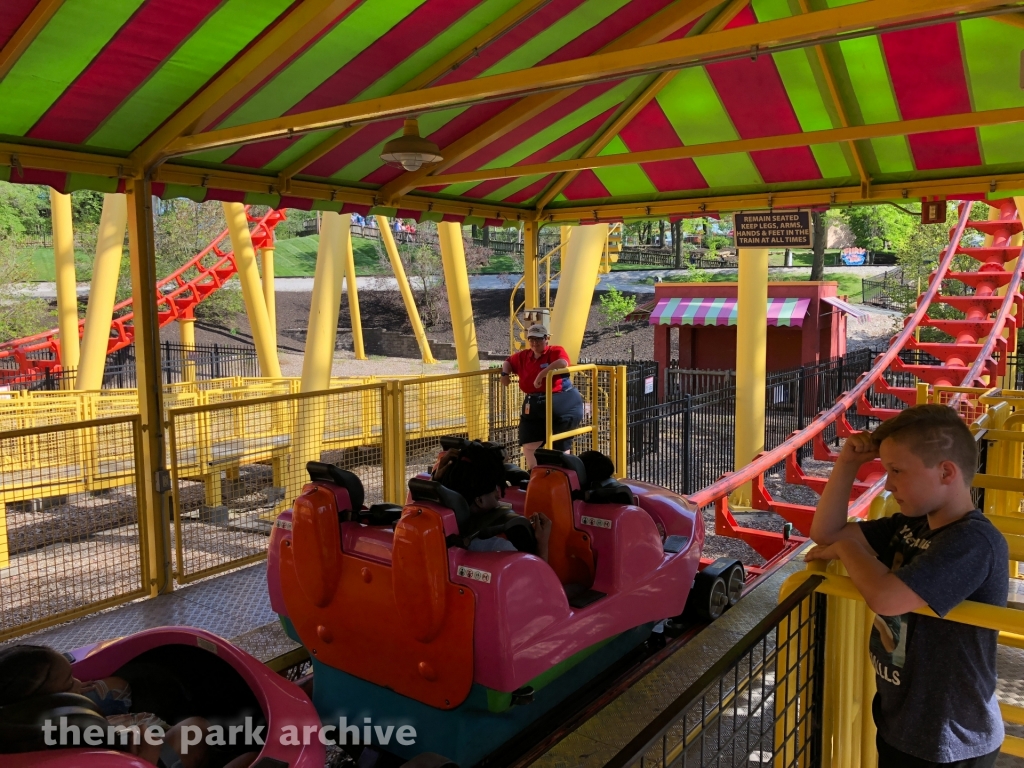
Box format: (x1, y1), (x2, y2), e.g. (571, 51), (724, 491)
(806, 404), (1008, 766)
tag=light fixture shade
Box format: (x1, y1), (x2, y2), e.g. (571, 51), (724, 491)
(380, 118), (443, 172)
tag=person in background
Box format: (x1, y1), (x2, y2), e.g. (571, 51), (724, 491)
(501, 325), (584, 469)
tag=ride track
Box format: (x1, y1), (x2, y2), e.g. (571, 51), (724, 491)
(495, 199), (1024, 767)
(0, 206), (285, 379)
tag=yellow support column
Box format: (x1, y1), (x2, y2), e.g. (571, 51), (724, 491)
(289, 212), (347, 504)
(260, 243), (277, 342)
(549, 224), (608, 364)
(77, 193), (127, 391)
(438, 221), (486, 440)
(179, 311), (196, 383)
(376, 216), (436, 364)
(523, 221), (539, 311)
(126, 178), (171, 596)
(731, 247), (769, 507)
(222, 202), (282, 378)
(343, 219), (366, 360)
(50, 189), (80, 375)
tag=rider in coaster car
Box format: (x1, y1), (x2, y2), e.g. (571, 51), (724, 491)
(432, 441), (552, 561)
(0, 645), (257, 768)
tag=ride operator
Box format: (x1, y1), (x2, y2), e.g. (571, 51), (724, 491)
(501, 324), (584, 469)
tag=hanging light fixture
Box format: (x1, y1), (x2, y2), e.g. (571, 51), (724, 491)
(380, 118), (443, 172)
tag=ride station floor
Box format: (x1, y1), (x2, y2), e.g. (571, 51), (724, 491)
(5, 561), (1024, 767)
(1, 562), (300, 666)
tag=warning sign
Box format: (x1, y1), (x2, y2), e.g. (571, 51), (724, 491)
(734, 212), (813, 248)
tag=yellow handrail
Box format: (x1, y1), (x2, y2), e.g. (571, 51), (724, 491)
(543, 364), (598, 450)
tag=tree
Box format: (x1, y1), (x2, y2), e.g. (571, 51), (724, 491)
(598, 286), (637, 336)
(154, 199), (244, 328)
(843, 204), (915, 253)
(0, 235), (51, 341)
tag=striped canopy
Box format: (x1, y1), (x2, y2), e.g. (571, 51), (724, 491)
(1, 1), (1023, 220)
(650, 297), (811, 326)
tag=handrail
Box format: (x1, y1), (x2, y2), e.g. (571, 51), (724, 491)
(599, 574), (825, 768)
(544, 363), (598, 450)
(509, 233), (572, 351)
(686, 202), (974, 509)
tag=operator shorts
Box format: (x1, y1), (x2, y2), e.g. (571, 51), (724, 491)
(518, 384), (584, 451)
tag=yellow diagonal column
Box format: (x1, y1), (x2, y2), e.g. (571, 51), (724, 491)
(343, 219), (366, 359)
(732, 247), (770, 507)
(549, 224), (607, 364)
(77, 194), (127, 391)
(438, 221), (485, 439)
(376, 216), (436, 364)
(50, 189), (80, 374)
(290, 212), (347, 504)
(223, 202), (281, 378)
(261, 243), (277, 341)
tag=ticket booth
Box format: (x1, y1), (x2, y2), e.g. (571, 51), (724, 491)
(646, 281), (865, 400)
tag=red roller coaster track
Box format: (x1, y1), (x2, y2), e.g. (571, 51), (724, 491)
(0, 206), (286, 378)
(688, 200), (1023, 575)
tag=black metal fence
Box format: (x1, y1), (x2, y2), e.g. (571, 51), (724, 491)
(626, 350), (876, 495)
(0, 342), (259, 390)
(601, 575), (826, 768)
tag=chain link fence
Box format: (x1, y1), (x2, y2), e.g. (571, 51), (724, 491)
(0, 415), (148, 641)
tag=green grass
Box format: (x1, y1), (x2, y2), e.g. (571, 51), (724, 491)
(273, 235), (385, 276)
(661, 270), (864, 302)
(17, 246), (93, 281)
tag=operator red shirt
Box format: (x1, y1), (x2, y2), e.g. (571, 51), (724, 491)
(506, 346), (571, 394)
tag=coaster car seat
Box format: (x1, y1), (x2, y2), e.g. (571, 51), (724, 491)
(527, 449), (596, 589)
(585, 477), (634, 505)
(306, 461), (402, 526)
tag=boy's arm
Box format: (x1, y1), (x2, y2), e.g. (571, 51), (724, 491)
(822, 538), (927, 616)
(809, 431), (875, 547)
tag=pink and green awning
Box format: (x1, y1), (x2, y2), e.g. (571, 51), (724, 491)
(650, 297), (811, 327)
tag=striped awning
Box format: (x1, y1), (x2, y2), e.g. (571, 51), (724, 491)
(649, 298), (811, 327)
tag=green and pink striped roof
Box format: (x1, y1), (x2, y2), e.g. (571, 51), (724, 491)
(1, 0), (1022, 217)
(651, 296), (811, 326)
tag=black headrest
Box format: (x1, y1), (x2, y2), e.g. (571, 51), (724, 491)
(408, 478), (472, 533)
(534, 449), (588, 486)
(438, 436), (470, 451)
(585, 478), (634, 505)
(0, 693), (107, 753)
(307, 461), (364, 513)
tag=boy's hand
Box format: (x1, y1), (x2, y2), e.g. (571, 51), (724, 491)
(531, 513), (552, 545)
(835, 431), (879, 468)
(803, 543), (840, 562)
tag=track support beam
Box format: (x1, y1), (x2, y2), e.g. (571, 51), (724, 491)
(50, 189), (79, 374)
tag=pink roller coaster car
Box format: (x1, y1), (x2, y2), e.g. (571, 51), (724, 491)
(1, 627), (325, 768)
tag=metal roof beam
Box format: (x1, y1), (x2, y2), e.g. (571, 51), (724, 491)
(0, 0), (65, 82)
(278, 0), (555, 182)
(534, 0), (749, 213)
(159, 0), (1022, 162)
(132, 0), (362, 171)
(539, 172), (1024, 221)
(412, 105), (1024, 187)
(375, 0), (725, 205)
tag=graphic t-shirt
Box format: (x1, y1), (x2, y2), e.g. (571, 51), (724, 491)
(859, 510), (1008, 762)
(506, 346), (571, 394)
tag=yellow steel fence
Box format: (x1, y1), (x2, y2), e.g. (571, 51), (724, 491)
(0, 365), (626, 638)
(0, 415), (150, 642)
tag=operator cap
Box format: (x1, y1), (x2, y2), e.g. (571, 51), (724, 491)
(526, 324), (549, 339)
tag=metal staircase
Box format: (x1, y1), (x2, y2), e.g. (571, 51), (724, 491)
(0, 207), (286, 378)
(508, 223), (624, 350)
